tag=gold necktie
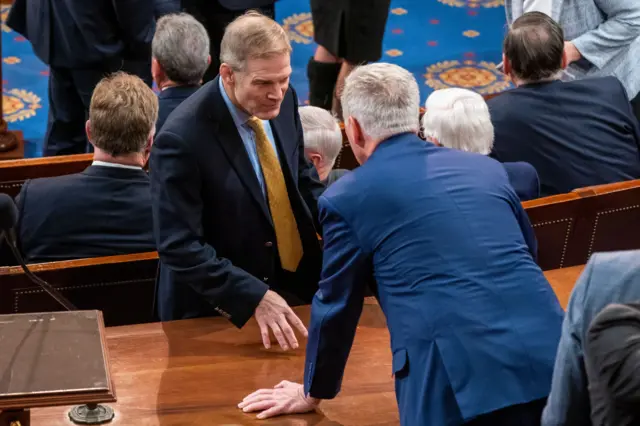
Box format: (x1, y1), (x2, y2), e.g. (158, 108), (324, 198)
(247, 117), (303, 272)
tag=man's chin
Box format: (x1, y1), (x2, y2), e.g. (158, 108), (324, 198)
(255, 107), (281, 120)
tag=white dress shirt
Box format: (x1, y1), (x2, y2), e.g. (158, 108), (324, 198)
(92, 160), (142, 170)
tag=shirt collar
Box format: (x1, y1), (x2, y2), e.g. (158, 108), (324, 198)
(92, 160), (142, 170)
(219, 77), (251, 128)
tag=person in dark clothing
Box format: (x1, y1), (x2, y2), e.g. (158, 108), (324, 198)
(16, 73), (158, 263)
(7, 0), (155, 156)
(152, 13), (210, 131)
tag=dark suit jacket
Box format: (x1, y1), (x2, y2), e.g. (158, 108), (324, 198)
(151, 77), (324, 327)
(305, 134), (563, 425)
(322, 168), (349, 187)
(157, 85), (200, 131)
(218, 0), (275, 11)
(503, 161), (540, 201)
(155, 0), (181, 18)
(489, 77), (640, 196)
(16, 165), (155, 264)
(7, 0), (155, 68)
(586, 302), (640, 426)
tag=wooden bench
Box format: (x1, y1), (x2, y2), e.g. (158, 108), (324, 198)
(0, 154), (92, 198)
(0, 252), (158, 326)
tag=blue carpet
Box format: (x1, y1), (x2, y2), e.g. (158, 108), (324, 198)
(1, 0), (511, 158)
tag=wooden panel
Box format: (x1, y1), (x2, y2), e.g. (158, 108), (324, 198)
(0, 154), (92, 198)
(544, 264), (584, 309)
(0, 252), (158, 327)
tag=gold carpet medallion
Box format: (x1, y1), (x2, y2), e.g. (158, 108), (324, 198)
(282, 13), (314, 44)
(437, 0), (504, 8)
(3, 89), (42, 122)
(424, 60), (512, 95)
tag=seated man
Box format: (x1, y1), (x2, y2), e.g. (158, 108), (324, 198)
(15, 73), (157, 263)
(423, 88), (540, 201)
(152, 13), (210, 130)
(299, 106), (349, 186)
(586, 301), (640, 426)
(489, 12), (640, 196)
(240, 63), (563, 425)
(542, 250), (640, 426)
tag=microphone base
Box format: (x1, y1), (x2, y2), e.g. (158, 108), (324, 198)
(68, 404), (114, 425)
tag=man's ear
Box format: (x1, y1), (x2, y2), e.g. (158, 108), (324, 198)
(220, 63), (234, 86)
(85, 120), (92, 141)
(346, 116), (365, 148)
(502, 54), (512, 76)
(560, 49), (568, 70)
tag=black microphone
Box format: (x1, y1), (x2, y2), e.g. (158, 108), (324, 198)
(0, 193), (76, 311)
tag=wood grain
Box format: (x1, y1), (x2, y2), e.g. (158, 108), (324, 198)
(24, 267), (583, 425)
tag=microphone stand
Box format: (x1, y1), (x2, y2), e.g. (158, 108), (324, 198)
(1, 229), (76, 311)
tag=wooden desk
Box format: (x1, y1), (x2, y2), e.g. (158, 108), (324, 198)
(544, 264), (585, 309)
(27, 266), (584, 425)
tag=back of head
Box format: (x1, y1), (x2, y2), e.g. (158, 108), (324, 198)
(299, 106), (343, 166)
(341, 63), (420, 142)
(504, 12), (564, 82)
(220, 10), (292, 71)
(152, 13), (210, 85)
(89, 72), (159, 156)
(422, 88), (494, 155)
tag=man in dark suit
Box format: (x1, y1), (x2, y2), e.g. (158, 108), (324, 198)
(152, 13), (210, 130)
(489, 12), (640, 196)
(240, 63), (563, 425)
(423, 88), (540, 201)
(182, 0), (275, 83)
(7, 0), (155, 156)
(151, 12), (324, 350)
(586, 301), (640, 426)
(16, 73), (157, 263)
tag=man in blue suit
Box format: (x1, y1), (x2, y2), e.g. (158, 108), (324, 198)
(240, 63), (564, 424)
(7, 0), (155, 156)
(151, 13), (324, 350)
(183, 0), (276, 83)
(489, 12), (640, 196)
(152, 14), (210, 131)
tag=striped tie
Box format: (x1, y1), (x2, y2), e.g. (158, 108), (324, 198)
(247, 117), (303, 272)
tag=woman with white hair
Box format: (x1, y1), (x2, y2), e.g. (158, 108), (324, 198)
(422, 88), (540, 201)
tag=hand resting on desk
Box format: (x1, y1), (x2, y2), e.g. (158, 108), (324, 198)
(239, 380), (320, 419)
(255, 290), (308, 350)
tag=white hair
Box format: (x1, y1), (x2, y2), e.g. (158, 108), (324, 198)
(341, 63), (420, 141)
(422, 88), (494, 155)
(299, 106), (343, 168)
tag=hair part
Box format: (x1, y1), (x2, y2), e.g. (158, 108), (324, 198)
(299, 106), (343, 167)
(152, 13), (210, 85)
(341, 63), (420, 142)
(504, 11), (564, 82)
(220, 10), (292, 71)
(422, 88), (494, 155)
(89, 72), (158, 156)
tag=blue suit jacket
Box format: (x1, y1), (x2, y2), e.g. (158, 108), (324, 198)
(15, 165), (155, 264)
(7, 0), (155, 68)
(157, 85), (200, 131)
(304, 134), (563, 425)
(542, 250), (640, 426)
(151, 77), (324, 326)
(489, 77), (640, 196)
(503, 161), (540, 201)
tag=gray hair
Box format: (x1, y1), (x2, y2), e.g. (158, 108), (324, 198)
(299, 106), (343, 168)
(152, 13), (210, 85)
(341, 63), (420, 141)
(422, 88), (494, 155)
(220, 11), (291, 71)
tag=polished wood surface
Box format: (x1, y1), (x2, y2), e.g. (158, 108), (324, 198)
(572, 179), (640, 197)
(25, 266), (583, 425)
(544, 264), (585, 309)
(31, 299), (397, 426)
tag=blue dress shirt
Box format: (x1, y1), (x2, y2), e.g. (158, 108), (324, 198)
(219, 78), (279, 197)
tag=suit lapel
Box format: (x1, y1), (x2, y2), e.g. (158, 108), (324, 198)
(269, 119), (297, 182)
(210, 81), (274, 227)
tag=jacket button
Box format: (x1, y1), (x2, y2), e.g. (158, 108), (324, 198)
(264, 241), (273, 247)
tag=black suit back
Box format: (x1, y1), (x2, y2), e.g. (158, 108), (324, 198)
(489, 77), (640, 196)
(157, 85), (201, 131)
(16, 165), (156, 263)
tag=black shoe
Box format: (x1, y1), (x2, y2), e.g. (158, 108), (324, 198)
(307, 57), (341, 111)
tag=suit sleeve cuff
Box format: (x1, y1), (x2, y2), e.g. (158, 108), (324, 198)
(221, 280), (269, 328)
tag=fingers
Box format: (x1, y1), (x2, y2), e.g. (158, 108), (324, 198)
(277, 316), (299, 350)
(257, 318), (271, 349)
(241, 388), (273, 403)
(257, 404), (287, 420)
(274, 380), (291, 389)
(285, 309), (308, 338)
(269, 320), (289, 351)
(242, 399), (278, 414)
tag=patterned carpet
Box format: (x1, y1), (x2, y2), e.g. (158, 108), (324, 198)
(1, 0), (511, 158)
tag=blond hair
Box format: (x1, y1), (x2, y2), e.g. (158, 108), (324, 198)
(89, 72), (159, 156)
(220, 10), (291, 71)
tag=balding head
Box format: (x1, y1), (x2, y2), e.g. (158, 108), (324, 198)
(504, 12), (565, 84)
